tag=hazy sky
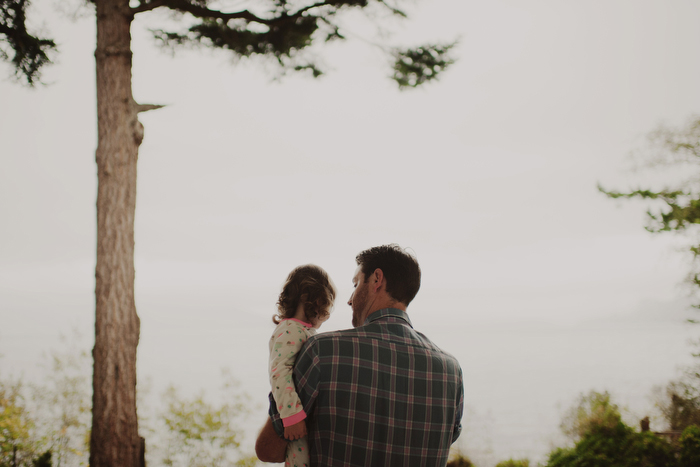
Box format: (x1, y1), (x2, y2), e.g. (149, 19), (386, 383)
(2, 0), (700, 464)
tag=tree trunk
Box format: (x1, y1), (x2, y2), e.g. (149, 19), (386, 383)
(90, 0), (143, 465)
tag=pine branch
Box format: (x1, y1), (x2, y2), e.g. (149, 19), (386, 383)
(391, 42), (457, 89)
(0, 0), (56, 85)
(377, 0), (407, 17)
(130, 0), (168, 15)
(291, 1), (333, 17)
(133, 0), (276, 24)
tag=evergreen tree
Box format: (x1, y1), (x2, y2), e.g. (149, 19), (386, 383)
(599, 115), (700, 308)
(0, 1), (456, 466)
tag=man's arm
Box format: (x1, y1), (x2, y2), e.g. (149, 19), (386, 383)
(452, 366), (465, 444)
(255, 417), (287, 463)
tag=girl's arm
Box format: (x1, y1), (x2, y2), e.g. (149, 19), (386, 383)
(269, 323), (307, 426)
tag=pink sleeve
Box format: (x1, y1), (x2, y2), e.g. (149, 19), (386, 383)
(282, 409), (307, 427)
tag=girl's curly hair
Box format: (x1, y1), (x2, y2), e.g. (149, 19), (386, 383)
(274, 264), (336, 325)
(272, 264), (335, 324)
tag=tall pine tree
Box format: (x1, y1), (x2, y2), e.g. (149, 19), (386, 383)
(1, 1), (456, 465)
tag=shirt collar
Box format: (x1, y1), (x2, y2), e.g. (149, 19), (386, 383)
(364, 308), (413, 327)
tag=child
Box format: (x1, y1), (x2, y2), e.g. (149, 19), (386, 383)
(269, 264), (336, 467)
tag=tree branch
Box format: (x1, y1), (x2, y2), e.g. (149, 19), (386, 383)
(132, 0), (340, 23)
(136, 103), (166, 113)
(130, 0), (168, 15)
(291, 1), (332, 17)
(377, 0), (407, 17)
(132, 0), (276, 24)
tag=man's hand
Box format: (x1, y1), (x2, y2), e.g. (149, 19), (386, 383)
(255, 417), (287, 463)
(284, 420), (307, 441)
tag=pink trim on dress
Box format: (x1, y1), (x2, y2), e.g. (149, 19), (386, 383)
(282, 409), (307, 427)
(283, 318), (313, 328)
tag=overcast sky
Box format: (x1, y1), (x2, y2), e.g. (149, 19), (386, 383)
(2, 0), (700, 464)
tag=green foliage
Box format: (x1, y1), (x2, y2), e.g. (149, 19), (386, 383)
(546, 421), (676, 467)
(5, 337), (259, 467)
(679, 425), (700, 467)
(31, 334), (91, 466)
(31, 451), (51, 467)
(599, 115), (700, 307)
(0, 383), (53, 467)
(0, 335), (91, 467)
(153, 14), (321, 63)
(548, 391), (677, 467)
(0, 0), (56, 85)
(599, 186), (699, 233)
(1, 0), (456, 88)
(560, 390), (622, 441)
(147, 0), (455, 86)
(0, 380), (35, 467)
(391, 42), (457, 89)
(656, 379), (700, 431)
(446, 450), (473, 467)
(157, 376), (256, 467)
(495, 459), (530, 467)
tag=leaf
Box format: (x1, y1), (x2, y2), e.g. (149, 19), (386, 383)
(391, 41), (457, 89)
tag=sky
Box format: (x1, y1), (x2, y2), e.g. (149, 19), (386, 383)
(2, 0), (700, 465)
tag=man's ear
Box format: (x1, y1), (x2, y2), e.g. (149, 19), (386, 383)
(371, 268), (384, 293)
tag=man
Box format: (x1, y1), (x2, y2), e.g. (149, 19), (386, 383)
(256, 244), (464, 466)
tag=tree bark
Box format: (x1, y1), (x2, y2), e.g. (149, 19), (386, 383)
(90, 0), (143, 465)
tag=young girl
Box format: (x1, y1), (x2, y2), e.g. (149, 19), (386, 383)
(269, 264), (336, 467)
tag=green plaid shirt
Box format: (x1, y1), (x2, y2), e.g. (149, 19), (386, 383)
(270, 308), (463, 467)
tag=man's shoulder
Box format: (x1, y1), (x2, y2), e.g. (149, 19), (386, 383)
(305, 324), (461, 364)
(305, 327), (368, 344)
(299, 324), (389, 353)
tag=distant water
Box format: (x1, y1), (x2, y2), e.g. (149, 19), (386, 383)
(2, 301), (697, 467)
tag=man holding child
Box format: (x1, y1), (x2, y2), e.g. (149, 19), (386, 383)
(256, 244), (464, 466)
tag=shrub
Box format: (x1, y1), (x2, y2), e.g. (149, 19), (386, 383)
(446, 451), (473, 467)
(657, 381), (700, 431)
(0, 381), (37, 467)
(560, 390), (621, 442)
(679, 425), (700, 467)
(546, 420), (676, 467)
(32, 451), (52, 467)
(495, 459), (530, 467)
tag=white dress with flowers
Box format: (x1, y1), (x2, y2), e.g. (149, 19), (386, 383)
(269, 318), (316, 467)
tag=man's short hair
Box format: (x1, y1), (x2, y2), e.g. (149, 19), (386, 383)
(355, 244), (421, 306)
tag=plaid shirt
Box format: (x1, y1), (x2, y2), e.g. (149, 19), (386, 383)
(270, 308), (464, 467)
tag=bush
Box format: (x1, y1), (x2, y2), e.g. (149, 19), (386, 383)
(546, 420), (676, 467)
(657, 381), (700, 431)
(32, 451), (52, 467)
(0, 381), (37, 467)
(560, 390), (621, 442)
(446, 451), (473, 467)
(495, 459), (530, 467)
(679, 425), (700, 467)
(156, 378), (256, 467)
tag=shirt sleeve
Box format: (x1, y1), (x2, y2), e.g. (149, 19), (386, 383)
(294, 336), (322, 416)
(269, 323), (308, 426)
(452, 366), (464, 444)
(270, 336), (321, 436)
